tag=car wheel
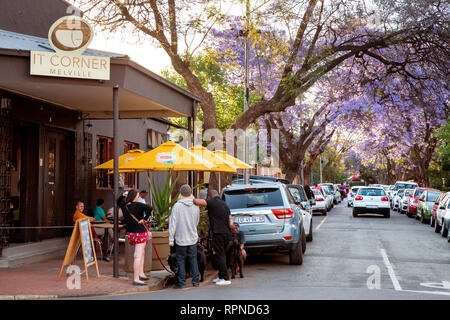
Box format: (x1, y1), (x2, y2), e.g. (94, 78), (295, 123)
(289, 236), (303, 265)
(347, 202), (351, 207)
(441, 221), (448, 238)
(407, 212), (412, 218)
(306, 220), (313, 242)
(384, 210), (390, 218)
(353, 209), (358, 217)
(322, 209), (327, 216)
(435, 218), (441, 233)
(430, 216), (435, 227)
(301, 228), (307, 254)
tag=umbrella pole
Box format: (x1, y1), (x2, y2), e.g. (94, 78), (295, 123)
(219, 173), (221, 192)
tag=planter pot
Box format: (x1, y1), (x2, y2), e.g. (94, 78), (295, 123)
(151, 230), (170, 271)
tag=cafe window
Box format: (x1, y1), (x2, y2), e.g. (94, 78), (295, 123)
(124, 141), (139, 189)
(96, 135), (114, 189)
(147, 129), (167, 149)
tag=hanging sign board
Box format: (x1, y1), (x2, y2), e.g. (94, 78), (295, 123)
(58, 218), (99, 281)
(30, 15), (110, 80)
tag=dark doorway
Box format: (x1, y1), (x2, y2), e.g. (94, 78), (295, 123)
(8, 122), (39, 243)
(40, 127), (74, 240)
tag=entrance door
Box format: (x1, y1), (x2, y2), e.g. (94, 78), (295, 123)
(41, 128), (72, 240)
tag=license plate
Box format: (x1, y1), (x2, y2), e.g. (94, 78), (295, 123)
(367, 205), (378, 209)
(236, 216), (265, 224)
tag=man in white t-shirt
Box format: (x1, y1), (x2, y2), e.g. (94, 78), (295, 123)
(138, 190), (148, 204)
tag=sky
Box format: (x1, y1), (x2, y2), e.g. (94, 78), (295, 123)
(89, 29), (171, 74)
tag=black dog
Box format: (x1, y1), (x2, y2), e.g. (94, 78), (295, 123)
(167, 242), (206, 282)
(227, 231), (244, 279)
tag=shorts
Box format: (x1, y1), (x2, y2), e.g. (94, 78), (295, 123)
(126, 232), (150, 246)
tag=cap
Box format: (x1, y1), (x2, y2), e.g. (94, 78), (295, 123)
(180, 184), (192, 197)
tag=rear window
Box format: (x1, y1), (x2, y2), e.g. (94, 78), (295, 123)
(223, 188), (284, 209)
(397, 190), (404, 196)
(358, 188), (386, 196)
(351, 187), (360, 193)
(427, 192), (440, 202)
(415, 189), (425, 198)
(312, 189), (322, 196)
(395, 183), (418, 190)
(404, 189), (413, 196)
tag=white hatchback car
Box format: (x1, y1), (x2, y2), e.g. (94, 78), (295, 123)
(352, 187), (391, 218)
(311, 188), (327, 216)
(392, 189), (405, 211)
(435, 192), (450, 238)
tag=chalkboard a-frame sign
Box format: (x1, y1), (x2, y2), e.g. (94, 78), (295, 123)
(58, 218), (100, 281)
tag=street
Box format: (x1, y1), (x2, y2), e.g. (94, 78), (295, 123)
(91, 199), (450, 300)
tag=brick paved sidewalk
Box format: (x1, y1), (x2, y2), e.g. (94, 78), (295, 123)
(0, 251), (173, 299)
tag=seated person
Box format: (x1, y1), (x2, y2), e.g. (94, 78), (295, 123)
(73, 201), (96, 223)
(93, 198), (108, 222)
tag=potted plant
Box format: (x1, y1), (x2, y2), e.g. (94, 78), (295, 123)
(148, 172), (179, 270)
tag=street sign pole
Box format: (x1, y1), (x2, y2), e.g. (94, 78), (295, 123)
(243, 0), (250, 184)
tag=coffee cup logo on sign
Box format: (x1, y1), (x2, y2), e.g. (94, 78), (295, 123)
(48, 16), (93, 54)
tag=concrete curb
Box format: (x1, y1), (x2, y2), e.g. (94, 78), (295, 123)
(0, 295), (58, 300)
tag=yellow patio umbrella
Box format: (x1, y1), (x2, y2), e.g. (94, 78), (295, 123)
(119, 141), (217, 172)
(95, 149), (145, 170)
(189, 146), (237, 173)
(212, 150), (253, 169)
(190, 145), (237, 192)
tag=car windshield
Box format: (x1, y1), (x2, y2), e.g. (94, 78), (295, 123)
(398, 190), (404, 196)
(427, 192), (440, 202)
(358, 188), (386, 196)
(351, 188), (359, 193)
(288, 187), (307, 202)
(223, 188), (284, 209)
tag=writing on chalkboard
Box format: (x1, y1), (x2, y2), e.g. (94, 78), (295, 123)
(79, 219), (94, 265)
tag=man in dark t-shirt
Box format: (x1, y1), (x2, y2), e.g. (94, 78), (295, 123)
(194, 189), (236, 286)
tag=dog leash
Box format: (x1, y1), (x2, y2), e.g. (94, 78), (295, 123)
(125, 204), (174, 274)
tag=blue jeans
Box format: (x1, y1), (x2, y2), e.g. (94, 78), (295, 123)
(175, 243), (199, 286)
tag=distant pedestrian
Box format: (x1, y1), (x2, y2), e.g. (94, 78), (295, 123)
(169, 184), (200, 288)
(194, 189), (236, 286)
(119, 189), (153, 286)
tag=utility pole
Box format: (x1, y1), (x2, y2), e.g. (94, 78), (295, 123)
(320, 155), (323, 184)
(243, 0), (250, 184)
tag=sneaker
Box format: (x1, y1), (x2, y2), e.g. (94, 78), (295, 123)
(215, 279), (231, 286)
(212, 277), (221, 283)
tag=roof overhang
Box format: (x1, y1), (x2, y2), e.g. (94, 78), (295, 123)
(0, 49), (200, 119)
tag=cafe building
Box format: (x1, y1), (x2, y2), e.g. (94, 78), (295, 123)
(0, 0), (198, 266)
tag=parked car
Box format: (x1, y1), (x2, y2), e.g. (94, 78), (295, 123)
(392, 189), (405, 211)
(222, 183), (306, 265)
(287, 184), (313, 242)
(430, 193), (447, 228)
(399, 189), (414, 214)
(318, 185), (334, 211)
(416, 190), (441, 224)
(347, 186), (361, 207)
(393, 181), (419, 192)
(352, 187), (391, 218)
(320, 183), (341, 204)
(434, 192), (450, 238)
(311, 188), (327, 216)
(232, 174), (290, 184)
(407, 187), (435, 218)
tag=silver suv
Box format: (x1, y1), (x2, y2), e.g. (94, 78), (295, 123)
(222, 183), (306, 265)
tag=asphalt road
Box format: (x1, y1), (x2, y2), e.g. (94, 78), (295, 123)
(91, 200), (450, 300)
